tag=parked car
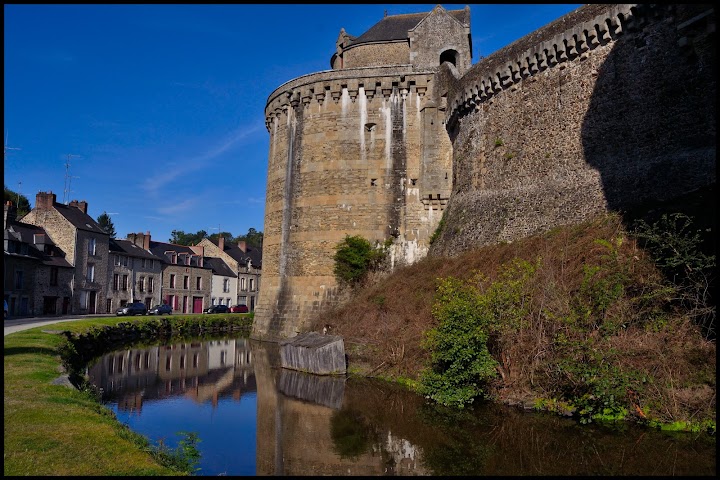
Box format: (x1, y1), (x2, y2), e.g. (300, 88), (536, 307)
(229, 304), (249, 313)
(148, 304), (172, 315)
(204, 304), (229, 314)
(116, 302), (147, 316)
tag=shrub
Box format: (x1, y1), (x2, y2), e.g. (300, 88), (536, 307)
(333, 235), (388, 287)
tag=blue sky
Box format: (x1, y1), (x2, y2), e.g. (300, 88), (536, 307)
(4, 4), (581, 244)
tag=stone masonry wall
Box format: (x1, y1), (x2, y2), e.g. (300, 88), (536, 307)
(431, 3), (716, 255)
(343, 42), (410, 69)
(253, 66), (451, 341)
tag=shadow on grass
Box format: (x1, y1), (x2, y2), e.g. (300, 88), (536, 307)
(3, 346), (60, 357)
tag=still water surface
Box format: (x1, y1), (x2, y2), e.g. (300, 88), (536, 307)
(87, 332), (716, 476)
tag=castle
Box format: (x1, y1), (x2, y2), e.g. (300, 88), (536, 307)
(252, 4), (716, 341)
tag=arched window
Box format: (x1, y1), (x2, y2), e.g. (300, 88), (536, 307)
(440, 49), (458, 66)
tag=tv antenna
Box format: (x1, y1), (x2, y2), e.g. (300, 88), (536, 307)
(63, 154), (81, 204)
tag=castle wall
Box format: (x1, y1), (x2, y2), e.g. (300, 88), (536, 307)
(342, 42), (410, 68)
(253, 66), (451, 341)
(255, 4), (716, 340)
(431, 3), (716, 255)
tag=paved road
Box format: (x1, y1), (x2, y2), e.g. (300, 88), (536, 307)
(4, 314), (116, 336)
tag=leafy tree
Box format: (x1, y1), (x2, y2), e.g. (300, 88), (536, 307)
(96, 211), (117, 238)
(234, 227), (264, 249)
(170, 230), (208, 245)
(3, 185), (31, 218)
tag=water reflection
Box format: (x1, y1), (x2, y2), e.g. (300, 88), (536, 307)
(87, 333), (716, 476)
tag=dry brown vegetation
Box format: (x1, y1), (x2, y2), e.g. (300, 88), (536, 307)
(311, 213), (716, 425)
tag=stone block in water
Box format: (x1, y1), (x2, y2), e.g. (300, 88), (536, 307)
(279, 332), (346, 375)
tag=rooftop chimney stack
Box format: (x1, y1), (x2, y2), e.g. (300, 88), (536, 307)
(4, 201), (17, 227)
(219, 236), (225, 251)
(36, 192), (56, 211)
(237, 240), (246, 253)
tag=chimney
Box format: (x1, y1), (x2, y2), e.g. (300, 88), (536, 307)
(69, 200), (88, 214)
(4, 201), (16, 227)
(218, 236), (225, 251)
(144, 231), (150, 250)
(36, 191), (56, 210)
(237, 240), (246, 253)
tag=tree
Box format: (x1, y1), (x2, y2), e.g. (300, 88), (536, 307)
(234, 227), (264, 249)
(170, 230), (208, 245)
(4, 185), (31, 218)
(96, 211), (116, 238)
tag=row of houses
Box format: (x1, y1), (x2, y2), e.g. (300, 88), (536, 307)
(3, 191), (261, 317)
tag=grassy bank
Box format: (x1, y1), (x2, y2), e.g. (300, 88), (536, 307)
(4, 314), (252, 476)
(312, 213), (716, 431)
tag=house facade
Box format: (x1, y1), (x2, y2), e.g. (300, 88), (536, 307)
(21, 192), (110, 315)
(198, 237), (262, 311)
(204, 257), (237, 307)
(107, 234), (164, 313)
(146, 235), (213, 314)
(4, 201), (74, 316)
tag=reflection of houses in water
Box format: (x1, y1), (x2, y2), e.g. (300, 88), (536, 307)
(88, 338), (256, 414)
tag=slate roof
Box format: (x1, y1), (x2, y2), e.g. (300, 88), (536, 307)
(54, 202), (108, 235)
(209, 239), (263, 269)
(4, 221), (73, 268)
(348, 7), (468, 45)
(148, 240), (212, 269)
(110, 238), (163, 260)
(204, 257), (238, 278)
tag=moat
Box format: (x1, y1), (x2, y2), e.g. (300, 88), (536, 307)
(87, 332), (716, 476)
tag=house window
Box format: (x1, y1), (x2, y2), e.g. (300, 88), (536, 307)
(211, 297), (216, 305)
(122, 275), (128, 291)
(223, 278), (229, 293)
(240, 278), (246, 291)
(141, 258), (146, 268)
(183, 276), (189, 289)
(88, 238), (96, 255)
(148, 259), (153, 269)
(122, 256), (129, 267)
(79, 290), (88, 309)
(138, 277), (145, 292)
(249, 278), (255, 291)
(239, 296), (247, 306)
(196, 276), (202, 290)
(114, 255), (121, 266)
(87, 264), (95, 282)
(170, 274), (176, 288)
(14, 270), (23, 289)
(148, 277), (154, 293)
(50, 267), (59, 286)
(113, 274), (120, 291)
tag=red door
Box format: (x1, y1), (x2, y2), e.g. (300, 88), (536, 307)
(193, 296), (203, 313)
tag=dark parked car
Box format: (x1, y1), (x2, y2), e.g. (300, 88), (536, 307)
(204, 304), (229, 314)
(229, 304), (249, 313)
(116, 302), (147, 316)
(148, 304), (172, 315)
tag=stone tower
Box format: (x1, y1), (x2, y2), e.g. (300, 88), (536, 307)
(252, 5), (472, 341)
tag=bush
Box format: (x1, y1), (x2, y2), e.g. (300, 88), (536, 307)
(333, 235), (388, 287)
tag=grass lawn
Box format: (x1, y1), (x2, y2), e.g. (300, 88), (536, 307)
(4, 315), (250, 476)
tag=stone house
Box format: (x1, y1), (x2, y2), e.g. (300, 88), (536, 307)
(204, 257), (237, 307)
(107, 234), (165, 313)
(4, 201), (73, 316)
(146, 236), (212, 314)
(198, 237), (262, 311)
(21, 192), (110, 315)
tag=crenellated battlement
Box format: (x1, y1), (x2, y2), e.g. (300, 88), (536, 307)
(264, 66), (435, 130)
(445, 4), (676, 128)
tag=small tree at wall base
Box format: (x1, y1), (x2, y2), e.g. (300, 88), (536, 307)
(333, 235), (388, 287)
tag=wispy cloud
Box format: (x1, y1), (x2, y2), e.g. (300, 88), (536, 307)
(140, 123), (264, 196)
(156, 198), (197, 215)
